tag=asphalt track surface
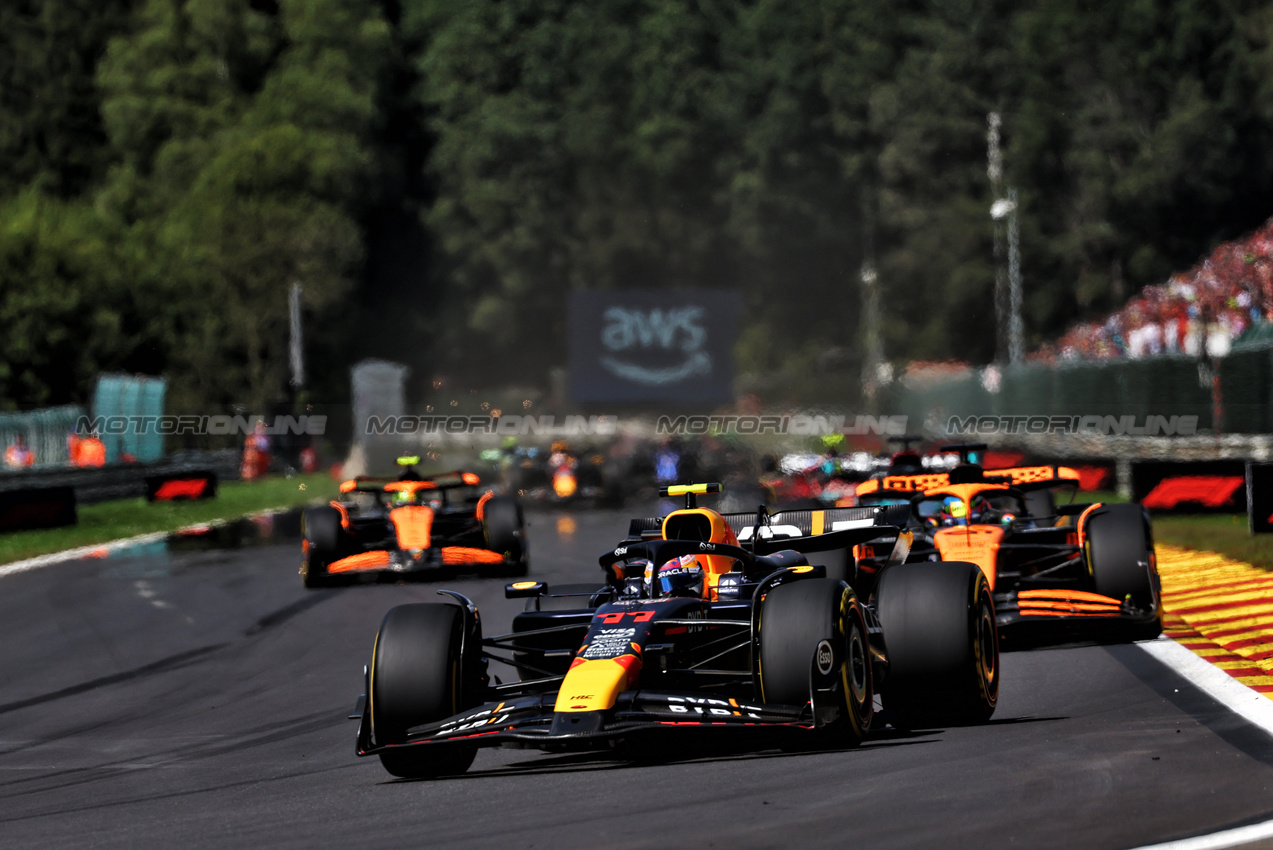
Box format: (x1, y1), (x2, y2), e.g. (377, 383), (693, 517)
(3, 509), (1273, 850)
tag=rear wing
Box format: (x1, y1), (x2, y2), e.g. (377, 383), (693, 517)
(855, 465), (1080, 497)
(625, 504), (909, 552)
(339, 470), (484, 494)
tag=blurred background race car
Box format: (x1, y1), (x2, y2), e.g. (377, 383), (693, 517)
(300, 457), (527, 587)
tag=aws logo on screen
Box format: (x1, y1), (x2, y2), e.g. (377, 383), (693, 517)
(600, 307), (711, 385)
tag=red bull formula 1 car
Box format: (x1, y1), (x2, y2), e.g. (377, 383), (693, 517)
(853, 443), (1162, 644)
(301, 458), (527, 588)
(351, 482), (999, 778)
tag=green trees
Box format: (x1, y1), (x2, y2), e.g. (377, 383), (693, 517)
(2, 0), (1273, 408)
(0, 0), (387, 409)
(96, 0), (389, 411)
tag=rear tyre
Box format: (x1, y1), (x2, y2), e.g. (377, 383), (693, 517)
(370, 604), (478, 778)
(758, 578), (872, 748)
(876, 561), (998, 728)
(1085, 503), (1161, 639)
(483, 496), (527, 576)
(301, 506), (343, 588)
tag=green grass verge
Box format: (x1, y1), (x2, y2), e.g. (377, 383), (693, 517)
(1151, 513), (1273, 572)
(0, 472), (338, 565)
(1067, 489), (1273, 571)
(6, 475), (1270, 575)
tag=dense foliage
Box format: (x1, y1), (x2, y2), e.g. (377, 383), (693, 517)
(2, 0), (1272, 408)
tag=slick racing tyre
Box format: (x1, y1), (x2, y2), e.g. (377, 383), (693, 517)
(483, 496), (527, 576)
(1085, 503), (1161, 639)
(369, 604), (479, 778)
(758, 578), (873, 747)
(875, 561), (998, 728)
(301, 506), (343, 589)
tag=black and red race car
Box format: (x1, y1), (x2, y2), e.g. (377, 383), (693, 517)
(300, 458), (527, 588)
(351, 482), (999, 778)
(854, 443), (1162, 644)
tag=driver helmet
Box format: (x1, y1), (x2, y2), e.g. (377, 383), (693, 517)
(968, 495), (993, 524)
(645, 555), (705, 598)
(940, 496), (968, 526)
(391, 488), (415, 507)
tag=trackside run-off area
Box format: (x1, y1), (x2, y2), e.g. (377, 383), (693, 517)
(1156, 544), (1273, 699)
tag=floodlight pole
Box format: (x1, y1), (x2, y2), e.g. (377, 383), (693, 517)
(1007, 188), (1023, 365)
(289, 281), (305, 391)
(988, 114), (1023, 366)
(860, 190), (883, 408)
(988, 113), (1008, 365)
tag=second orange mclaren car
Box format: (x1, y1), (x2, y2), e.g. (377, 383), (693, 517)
(300, 458), (527, 587)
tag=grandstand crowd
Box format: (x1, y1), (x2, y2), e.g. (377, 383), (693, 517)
(1035, 217), (1273, 362)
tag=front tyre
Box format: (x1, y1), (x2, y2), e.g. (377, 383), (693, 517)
(758, 578), (873, 747)
(875, 561), (998, 727)
(301, 506), (343, 588)
(370, 604), (478, 778)
(1085, 503), (1161, 639)
(483, 496), (527, 576)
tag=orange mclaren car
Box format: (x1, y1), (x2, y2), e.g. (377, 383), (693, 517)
(854, 443), (1162, 644)
(300, 457), (527, 588)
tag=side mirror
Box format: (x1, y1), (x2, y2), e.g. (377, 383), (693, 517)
(505, 580), (547, 599)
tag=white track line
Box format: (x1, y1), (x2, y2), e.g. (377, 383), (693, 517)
(0, 532), (171, 579)
(1128, 818), (1273, 850)
(1137, 635), (1273, 736)
(1128, 636), (1273, 850)
(0, 509), (288, 580)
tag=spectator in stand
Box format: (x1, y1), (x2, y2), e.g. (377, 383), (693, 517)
(4, 434), (34, 468)
(1044, 216), (1273, 361)
(241, 420), (272, 480)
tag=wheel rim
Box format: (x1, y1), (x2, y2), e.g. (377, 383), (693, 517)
(847, 623), (868, 706)
(974, 594), (997, 697)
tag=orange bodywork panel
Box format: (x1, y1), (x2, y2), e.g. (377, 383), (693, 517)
(857, 472), (952, 496)
(999, 465), (1081, 485)
(328, 550), (393, 574)
(933, 524), (1004, 591)
(1074, 502), (1106, 571)
(441, 546), (505, 565)
(855, 465), (1081, 497)
(1016, 588), (1123, 617)
(383, 480), (438, 498)
(390, 506), (434, 550)
(475, 490), (493, 522)
(329, 500), (352, 530)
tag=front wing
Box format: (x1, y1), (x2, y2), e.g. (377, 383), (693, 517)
(993, 586), (1161, 642)
(327, 545), (510, 578)
(355, 689), (823, 757)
